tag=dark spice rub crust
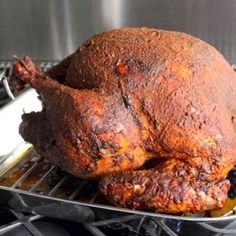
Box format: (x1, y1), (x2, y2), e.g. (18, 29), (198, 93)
(100, 159), (230, 213)
(13, 27), (236, 213)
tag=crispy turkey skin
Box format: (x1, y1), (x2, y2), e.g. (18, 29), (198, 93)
(13, 28), (236, 213)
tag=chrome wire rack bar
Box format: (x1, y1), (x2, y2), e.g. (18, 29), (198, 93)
(68, 180), (88, 200)
(29, 165), (56, 192)
(0, 62), (15, 105)
(0, 148), (100, 204)
(0, 61), (57, 106)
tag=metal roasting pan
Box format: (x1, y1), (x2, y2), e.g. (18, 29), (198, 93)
(2, 61), (236, 235)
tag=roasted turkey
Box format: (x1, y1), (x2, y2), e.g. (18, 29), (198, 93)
(13, 28), (236, 213)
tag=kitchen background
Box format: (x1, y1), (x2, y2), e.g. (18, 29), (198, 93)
(0, 0), (236, 63)
(1, 1), (236, 235)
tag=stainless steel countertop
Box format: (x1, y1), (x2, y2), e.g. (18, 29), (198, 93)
(0, 0), (236, 63)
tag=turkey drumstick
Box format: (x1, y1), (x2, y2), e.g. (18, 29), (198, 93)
(14, 58), (154, 178)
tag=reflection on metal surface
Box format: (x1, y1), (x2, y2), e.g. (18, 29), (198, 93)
(100, 0), (124, 28)
(0, 0), (236, 63)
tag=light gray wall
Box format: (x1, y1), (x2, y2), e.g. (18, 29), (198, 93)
(0, 0), (236, 63)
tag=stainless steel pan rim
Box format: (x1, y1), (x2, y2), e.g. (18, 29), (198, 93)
(0, 185), (236, 223)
